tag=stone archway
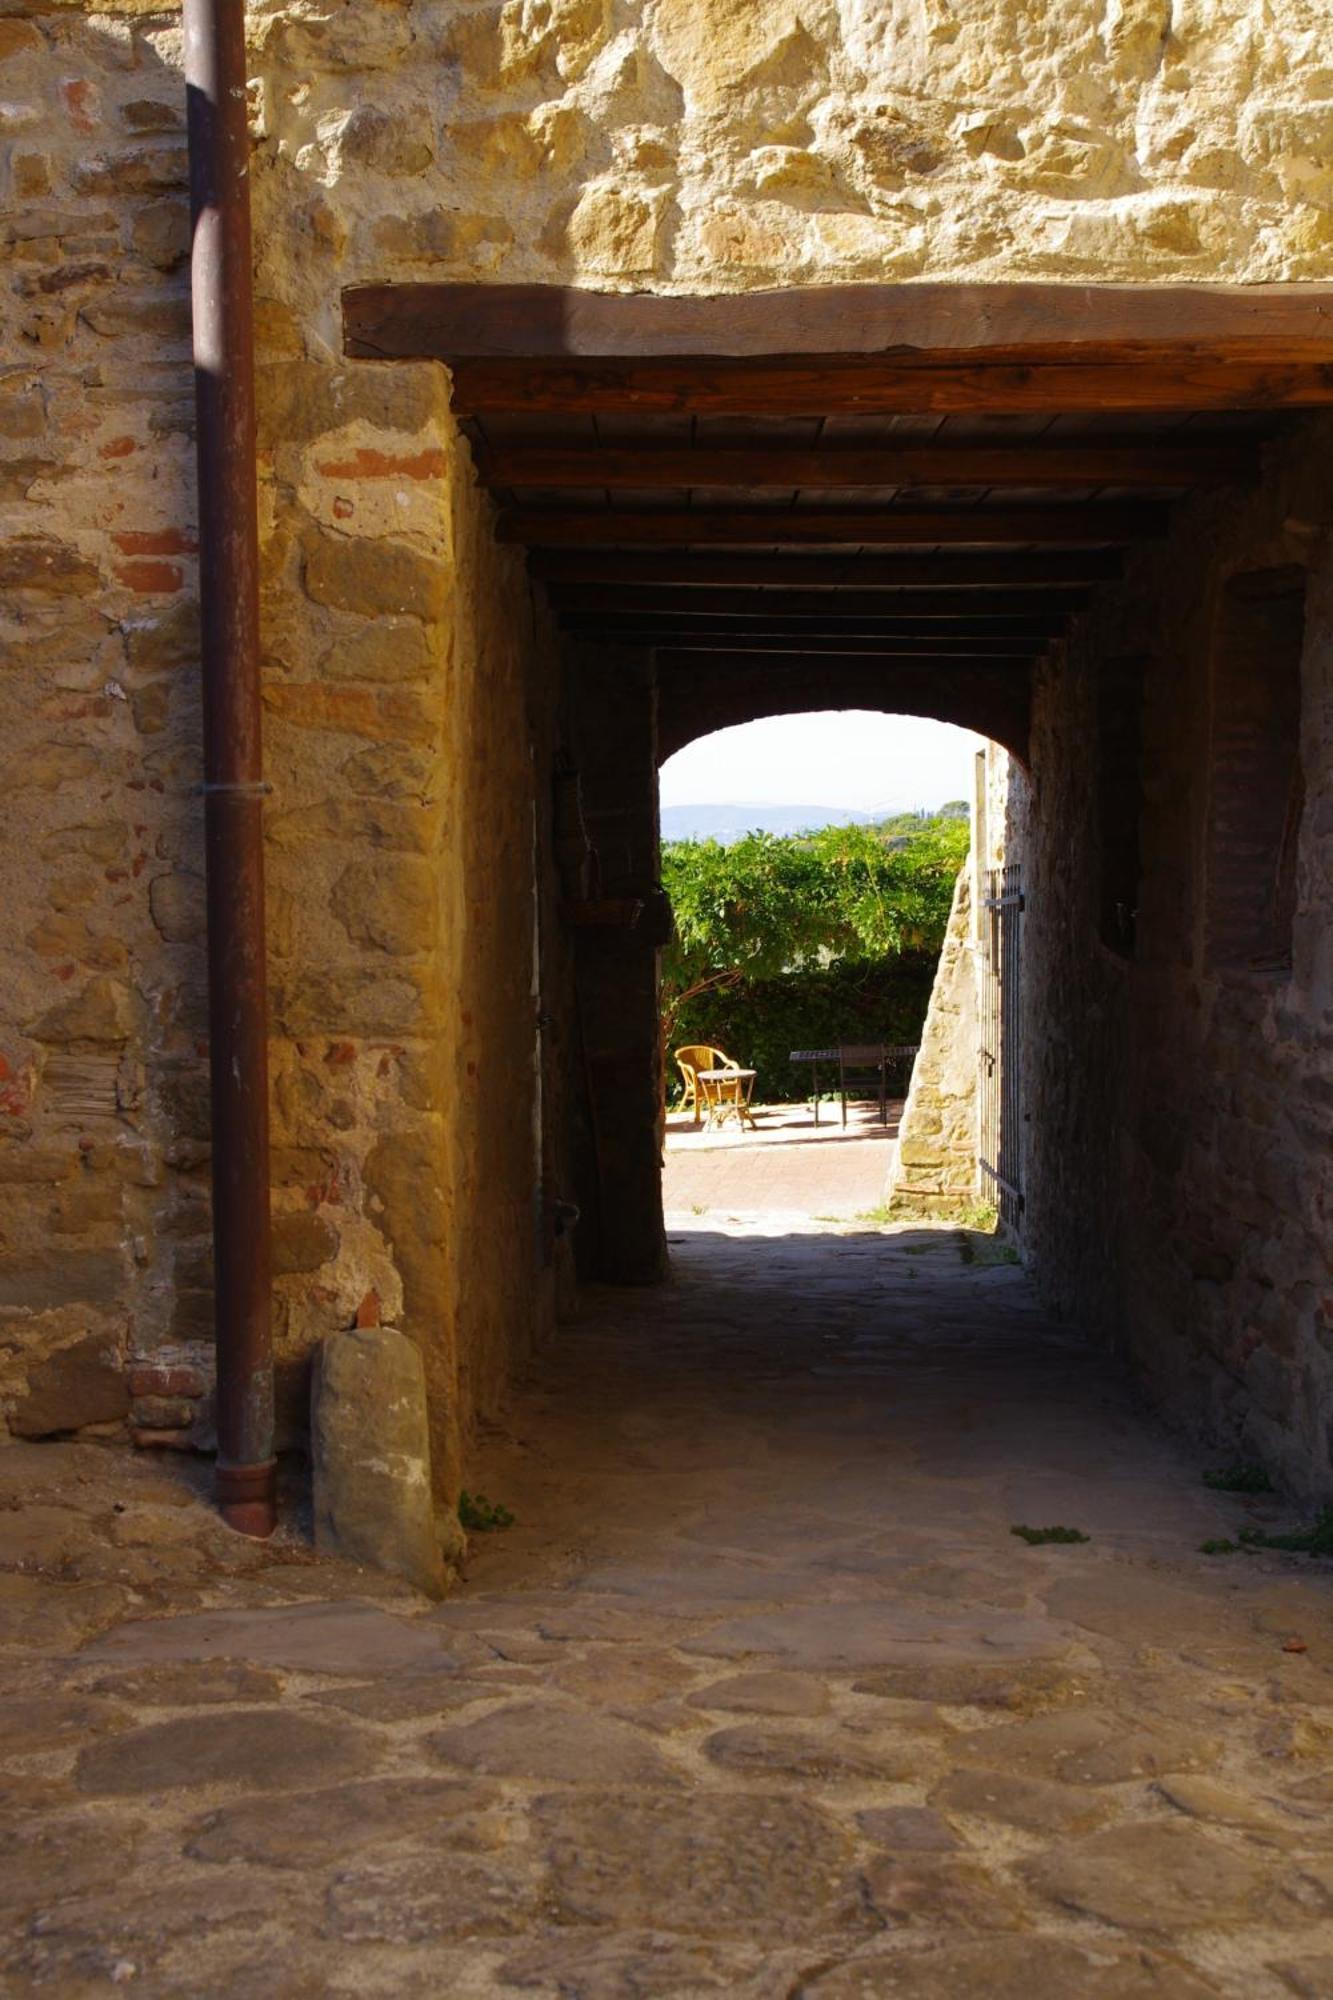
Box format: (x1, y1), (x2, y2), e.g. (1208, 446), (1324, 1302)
(656, 655), (1028, 765)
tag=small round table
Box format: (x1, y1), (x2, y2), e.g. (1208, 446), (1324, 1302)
(698, 1067), (758, 1131)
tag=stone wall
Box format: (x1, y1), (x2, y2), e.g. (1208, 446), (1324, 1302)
(1017, 415), (1333, 1502)
(0, 7), (573, 1500)
(260, 358), (570, 1498)
(1, 5), (203, 1448)
(883, 867), (979, 1216)
(247, 0), (1333, 297)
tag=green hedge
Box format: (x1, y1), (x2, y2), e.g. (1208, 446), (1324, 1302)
(670, 957), (937, 1105)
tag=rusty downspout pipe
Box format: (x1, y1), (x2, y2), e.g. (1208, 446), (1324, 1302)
(184, 0), (275, 1535)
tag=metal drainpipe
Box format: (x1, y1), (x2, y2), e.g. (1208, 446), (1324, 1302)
(184, 0), (276, 1535)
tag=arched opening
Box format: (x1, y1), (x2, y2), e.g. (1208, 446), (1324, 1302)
(658, 662), (1030, 768)
(658, 711), (992, 1236)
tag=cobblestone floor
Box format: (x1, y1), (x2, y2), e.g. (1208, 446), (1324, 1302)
(2, 1219), (1333, 1997)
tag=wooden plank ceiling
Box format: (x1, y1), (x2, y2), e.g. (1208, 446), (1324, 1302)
(344, 284), (1333, 687)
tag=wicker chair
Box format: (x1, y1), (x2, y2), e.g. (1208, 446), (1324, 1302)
(675, 1043), (747, 1129)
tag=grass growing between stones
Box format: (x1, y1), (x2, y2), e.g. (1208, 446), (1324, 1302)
(1238, 1507), (1333, 1556)
(959, 1234), (1021, 1267)
(856, 1195), (1001, 1233)
(1011, 1524), (1090, 1546)
(459, 1491), (515, 1532)
(1202, 1464), (1274, 1493)
(1201, 1508), (1333, 1558)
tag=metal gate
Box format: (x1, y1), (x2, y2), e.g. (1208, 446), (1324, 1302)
(979, 862), (1024, 1229)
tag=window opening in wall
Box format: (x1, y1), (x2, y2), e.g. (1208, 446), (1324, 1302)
(1205, 566), (1307, 974)
(1097, 655), (1146, 958)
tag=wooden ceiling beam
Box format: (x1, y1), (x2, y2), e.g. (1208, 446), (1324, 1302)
(565, 632), (1041, 656)
(547, 585), (1079, 620)
(560, 616), (1062, 641)
(447, 357), (1333, 416)
(529, 551), (1121, 588)
(481, 441), (1250, 490)
(655, 648), (1035, 673)
(500, 507), (1159, 547)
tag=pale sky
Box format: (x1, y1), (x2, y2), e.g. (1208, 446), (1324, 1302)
(660, 711), (983, 814)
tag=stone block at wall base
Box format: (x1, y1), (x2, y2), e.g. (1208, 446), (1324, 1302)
(8, 1334), (129, 1438)
(311, 1326), (449, 1598)
(884, 1187), (974, 1219)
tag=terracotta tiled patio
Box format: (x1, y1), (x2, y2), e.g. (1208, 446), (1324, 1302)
(664, 1101), (902, 1222)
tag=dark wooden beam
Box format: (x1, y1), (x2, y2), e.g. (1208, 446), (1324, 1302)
(548, 585), (1080, 620)
(656, 648), (1034, 674)
(556, 612), (1056, 636)
(481, 440), (1250, 491)
(345, 280), (1333, 355)
(530, 551), (1121, 588)
(561, 616), (1061, 641)
(563, 622), (1062, 644)
(346, 283), (1333, 414)
(568, 632), (1040, 657)
(449, 355), (1333, 415)
(500, 506), (1159, 547)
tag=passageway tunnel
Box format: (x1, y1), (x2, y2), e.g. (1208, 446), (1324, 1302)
(341, 279), (1333, 1497)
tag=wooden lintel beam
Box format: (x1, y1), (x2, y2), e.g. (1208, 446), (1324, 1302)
(529, 551), (1120, 588)
(500, 507), (1158, 548)
(345, 283), (1333, 413)
(344, 281), (1333, 356)
(566, 632), (1041, 657)
(482, 441), (1250, 490)
(655, 648), (1034, 673)
(561, 617), (1060, 641)
(548, 585), (1079, 621)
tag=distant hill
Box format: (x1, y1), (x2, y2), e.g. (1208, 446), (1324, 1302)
(661, 802), (879, 841)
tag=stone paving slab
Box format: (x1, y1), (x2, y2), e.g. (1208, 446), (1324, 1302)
(85, 1598), (457, 1675)
(1, 1220), (1332, 1994)
(680, 1601), (1074, 1668)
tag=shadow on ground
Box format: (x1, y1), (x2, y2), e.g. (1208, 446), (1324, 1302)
(2, 1222), (1332, 1996)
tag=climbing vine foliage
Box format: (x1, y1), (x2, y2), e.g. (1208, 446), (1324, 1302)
(660, 813), (970, 1051)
